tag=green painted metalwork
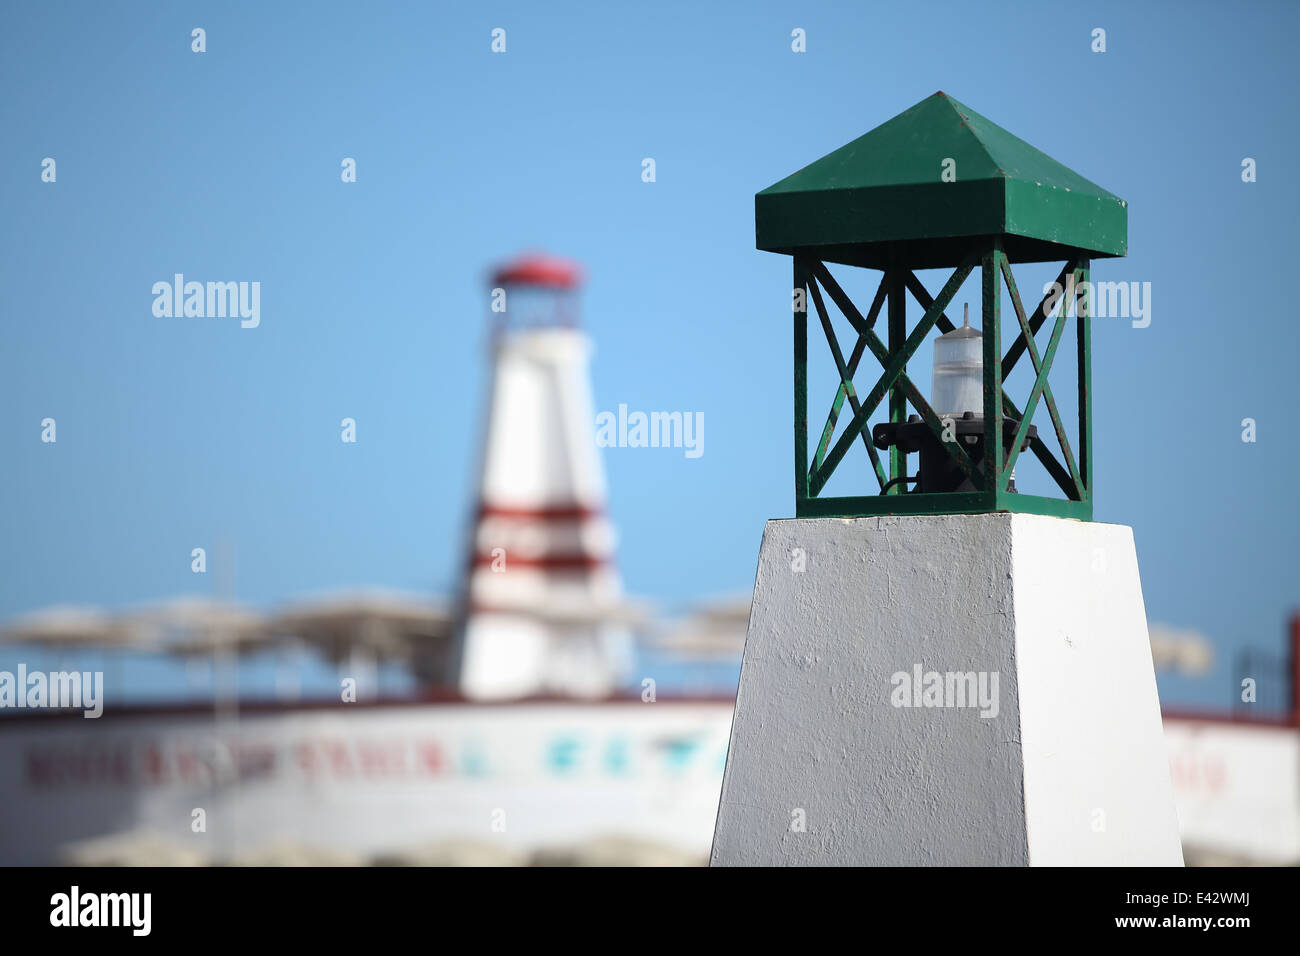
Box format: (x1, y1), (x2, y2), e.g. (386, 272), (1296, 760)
(1000, 255), (1075, 494)
(807, 277), (888, 490)
(1001, 259), (1076, 381)
(794, 260), (808, 501)
(757, 92), (1127, 271)
(1078, 260), (1093, 501)
(887, 270), (907, 494)
(764, 94), (1118, 520)
(807, 256), (975, 498)
(904, 271), (959, 334)
(981, 245), (1005, 498)
(796, 491), (1091, 521)
(806, 262), (982, 490)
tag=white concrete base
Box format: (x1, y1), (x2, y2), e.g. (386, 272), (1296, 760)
(710, 513), (1183, 866)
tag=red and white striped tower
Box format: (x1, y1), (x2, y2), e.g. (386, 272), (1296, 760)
(454, 253), (632, 700)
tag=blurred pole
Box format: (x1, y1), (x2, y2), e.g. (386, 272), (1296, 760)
(213, 534), (239, 860)
(213, 535), (239, 722)
(275, 638), (303, 703)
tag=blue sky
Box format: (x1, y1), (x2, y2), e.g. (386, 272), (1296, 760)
(1, 1), (1297, 709)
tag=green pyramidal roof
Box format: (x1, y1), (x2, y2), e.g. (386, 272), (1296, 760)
(757, 92), (1127, 269)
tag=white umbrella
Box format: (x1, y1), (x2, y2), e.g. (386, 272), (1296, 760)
(268, 589), (455, 663)
(646, 594), (751, 657)
(1148, 623), (1215, 676)
(0, 604), (137, 648)
(121, 596), (270, 656)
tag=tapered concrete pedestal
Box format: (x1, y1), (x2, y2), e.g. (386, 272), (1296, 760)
(711, 513), (1183, 866)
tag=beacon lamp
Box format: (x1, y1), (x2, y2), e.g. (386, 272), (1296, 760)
(756, 91), (1127, 521)
(871, 303), (1036, 495)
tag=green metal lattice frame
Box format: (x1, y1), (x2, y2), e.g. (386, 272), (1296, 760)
(793, 240), (1093, 520)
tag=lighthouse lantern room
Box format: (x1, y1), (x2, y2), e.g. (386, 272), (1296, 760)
(760, 92), (1128, 521)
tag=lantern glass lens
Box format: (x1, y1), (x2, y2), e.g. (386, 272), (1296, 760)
(931, 323), (983, 418)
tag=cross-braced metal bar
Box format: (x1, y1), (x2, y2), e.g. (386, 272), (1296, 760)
(793, 242), (1093, 520)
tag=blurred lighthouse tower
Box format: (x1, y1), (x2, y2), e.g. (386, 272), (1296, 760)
(454, 253), (632, 700)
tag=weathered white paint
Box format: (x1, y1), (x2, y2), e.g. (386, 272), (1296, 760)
(1163, 717), (1300, 863)
(711, 513), (1183, 866)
